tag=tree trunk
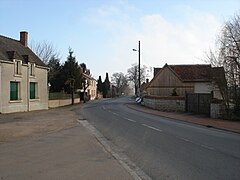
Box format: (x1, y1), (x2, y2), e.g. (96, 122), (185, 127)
(71, 87), (74, 105)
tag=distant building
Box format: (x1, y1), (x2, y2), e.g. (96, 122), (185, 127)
(0, 32), (49, 113)
(82, 73), (97, 100)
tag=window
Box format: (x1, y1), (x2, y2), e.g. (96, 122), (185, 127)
(10, 81), (19, 100)
(14, 60), (22, 75)
(30, 82), (37, 99)
(29, 63), (35, 76)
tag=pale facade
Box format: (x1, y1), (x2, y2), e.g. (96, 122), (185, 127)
(86, 78), (97, 100)
(0, 32), (49, 113)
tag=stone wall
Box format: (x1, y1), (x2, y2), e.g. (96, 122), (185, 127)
(210, 103), (224, 119)
(143, 96), (185, 112)
(143, 96), (223, 118)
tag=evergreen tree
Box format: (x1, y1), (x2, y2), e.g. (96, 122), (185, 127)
(97, 76), (103, 93)
(48, 56), (62, 92)
(61, 48), (82, 93)
(103, 72), (110, 98)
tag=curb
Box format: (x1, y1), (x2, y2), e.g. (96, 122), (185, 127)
(78, 119), (152, 180)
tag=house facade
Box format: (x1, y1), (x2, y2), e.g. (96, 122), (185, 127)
(145, 64), (224, 99)
(0, 32), (49, 113)
(82, 73), (97, 100)
(143, 64), (225, 116)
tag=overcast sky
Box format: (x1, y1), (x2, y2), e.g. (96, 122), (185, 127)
(1, 0), (239, 80)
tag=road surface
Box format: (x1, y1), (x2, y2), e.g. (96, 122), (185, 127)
(78, 97), (240, 180)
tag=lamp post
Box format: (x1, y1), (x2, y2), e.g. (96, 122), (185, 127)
(132, 40), (141, 97)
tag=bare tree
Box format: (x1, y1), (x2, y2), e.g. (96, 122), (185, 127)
(30, 40), (59, 64)
(219, 12), (240, 116)
(127, 64), (146, 96)
(111, 72), (128, 96)
(205, 11), (240, 117)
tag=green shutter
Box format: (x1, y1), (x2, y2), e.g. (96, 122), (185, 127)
(30, 82), (36, 99)
(10, 82), (18, 100)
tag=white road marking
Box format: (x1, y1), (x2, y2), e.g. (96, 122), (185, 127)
(102, 106), (106, 110)
(180, 138), (194, 143)
(112, 112), (119, 116)
(142, 124), (162, 132)
(124, 118), (137, 123)
(200, 144), (215, 150)
(180, 137), (215, 151)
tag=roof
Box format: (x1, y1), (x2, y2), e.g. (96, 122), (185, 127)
(82, 73), (96, 81)
(168, 64), (212, 82)
(0, 35), (47, 67)
(147, 63), (225, 89)
(152, 64), (214, 82)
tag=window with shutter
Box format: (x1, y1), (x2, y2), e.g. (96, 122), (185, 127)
(10, 81), (19, 100)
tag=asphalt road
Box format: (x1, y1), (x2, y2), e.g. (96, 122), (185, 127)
(78, 97), (240, 180)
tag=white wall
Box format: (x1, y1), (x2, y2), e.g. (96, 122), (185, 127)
(194, 82), (223, 99)
(1, 62), (28, 113)
(194, 82), (212, 93)
(0, 61), (48, 113)
(29, 66), (48, 111)
(86, 79), (97, 100)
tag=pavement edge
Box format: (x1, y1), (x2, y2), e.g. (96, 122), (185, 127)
(78, 120), (152, 180)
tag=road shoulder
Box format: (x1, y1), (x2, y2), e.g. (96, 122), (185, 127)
(127, 103), (240, 134)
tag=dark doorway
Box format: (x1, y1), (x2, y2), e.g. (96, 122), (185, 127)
(186, 93), (213, 116)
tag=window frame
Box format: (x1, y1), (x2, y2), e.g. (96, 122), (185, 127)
(10, 81), (20, 101)
(29, 63), (35, 77)
(30, 82), (37, 99)
(14, 60), (22, 76)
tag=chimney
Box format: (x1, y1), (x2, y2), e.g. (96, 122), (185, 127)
(20, 31), (28, 47)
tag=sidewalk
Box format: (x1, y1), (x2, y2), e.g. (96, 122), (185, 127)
(0, 105), (134, 180)
(127, 103), (240, 134)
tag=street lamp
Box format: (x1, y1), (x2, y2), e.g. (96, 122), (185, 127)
(132, 40), (141, 97)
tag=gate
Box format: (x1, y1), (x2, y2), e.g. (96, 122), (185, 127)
(186, 93), (213, 115)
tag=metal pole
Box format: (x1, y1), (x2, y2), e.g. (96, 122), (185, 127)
(138, 40), (141, 97)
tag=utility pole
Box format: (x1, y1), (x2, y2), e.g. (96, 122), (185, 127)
(138, 40), (141, 97)
(133, 40), (141, 97)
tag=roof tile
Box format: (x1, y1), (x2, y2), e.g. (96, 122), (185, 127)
(0, 34), (47, 67)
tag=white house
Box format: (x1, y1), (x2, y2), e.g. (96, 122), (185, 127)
(82, 73), (97, 100)
(0, 31), (49, 113)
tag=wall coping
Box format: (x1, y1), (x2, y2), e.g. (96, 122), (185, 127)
(144, 95), (185, 100)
